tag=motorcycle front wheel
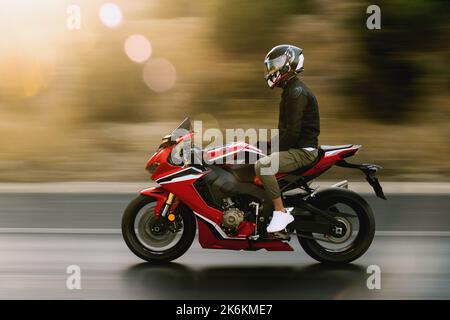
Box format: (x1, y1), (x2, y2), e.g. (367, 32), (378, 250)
(297, 188), (376, 264)
(122, 195), (196, 263)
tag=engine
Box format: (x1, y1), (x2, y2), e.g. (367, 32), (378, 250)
(222, 207), (245, 230)
(196, 165), (266, 234)
(220, 196), (260, 234)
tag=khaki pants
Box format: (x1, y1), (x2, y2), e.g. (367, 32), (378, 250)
(254, 148), (318, 199)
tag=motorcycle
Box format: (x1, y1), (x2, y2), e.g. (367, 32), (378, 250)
(122, 118), (386, 264)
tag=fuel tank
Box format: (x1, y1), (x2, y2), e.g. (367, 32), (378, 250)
(204, 142), (265, 165)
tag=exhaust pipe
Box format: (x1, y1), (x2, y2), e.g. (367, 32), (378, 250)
(331, 180), (348, 189)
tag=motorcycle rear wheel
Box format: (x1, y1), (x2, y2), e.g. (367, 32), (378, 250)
(297, 188), (375, 264)
(122, 195), (196, 263)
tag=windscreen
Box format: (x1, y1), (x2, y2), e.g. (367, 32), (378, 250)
(169, 117), (191, 139)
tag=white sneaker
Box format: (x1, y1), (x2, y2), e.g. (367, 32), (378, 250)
(266, 208), (294, 233)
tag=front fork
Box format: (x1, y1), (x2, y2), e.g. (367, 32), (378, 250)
(160, 192), (175, 219)
(156, 192), (181, 232)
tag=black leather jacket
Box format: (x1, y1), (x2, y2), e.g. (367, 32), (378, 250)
(278, 76), (320, 151)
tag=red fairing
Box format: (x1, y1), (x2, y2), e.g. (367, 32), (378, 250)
(143, 139), (291, 250)
(146, 146), (182, 181)
(196, 218), (293, 251)
(253, 173), (288, 187)
(145, 148), (163, 169)
(158, 169), (224, 223)
(140, 186), (169, 217)
(196, 219), (251, 250)
(303, 146), (361, 176)
(152, 166), (292, 249)
(205, 142), (264, 163)
(153, 155), (264, 241)
(141, 131), (367, 252)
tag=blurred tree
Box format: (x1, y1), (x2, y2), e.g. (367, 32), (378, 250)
(74, 37), (152, 123)
(210, 0), (315, 56)
(347, 0), (449, 122)
(144, 0), (202, 18)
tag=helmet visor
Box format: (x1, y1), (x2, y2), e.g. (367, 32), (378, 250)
(264, 55), (287, 78)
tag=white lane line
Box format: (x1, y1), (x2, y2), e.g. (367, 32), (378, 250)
(0, 228), (449, 237)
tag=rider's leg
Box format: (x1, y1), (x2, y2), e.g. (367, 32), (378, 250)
(255, 151), (298, 200)
(273, 197), (285, 212)
(255, 149), (318, 232)
(255, 151), (299, 232)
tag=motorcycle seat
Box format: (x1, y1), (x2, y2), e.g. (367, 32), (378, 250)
(320, 144), (353, 151)
(289, 149), (324, 176)
(288, 145), (353, 176)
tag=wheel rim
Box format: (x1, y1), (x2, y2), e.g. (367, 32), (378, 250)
(133, 202), (184, 253)
(311, 201), (364, 253)
(324, 216), (352, 244)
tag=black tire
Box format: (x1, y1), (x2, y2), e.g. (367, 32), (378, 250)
(122, 195), (196, 263)
(297, 188), (375, 264)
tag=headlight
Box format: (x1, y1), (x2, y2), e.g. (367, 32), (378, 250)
(146, 162), (159, 174)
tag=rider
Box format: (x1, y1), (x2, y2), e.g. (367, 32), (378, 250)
(255, 44), (320, 233)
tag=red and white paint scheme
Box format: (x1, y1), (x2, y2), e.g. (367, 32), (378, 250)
(204, 142), (265, 164)
(122, 118), (385, 263)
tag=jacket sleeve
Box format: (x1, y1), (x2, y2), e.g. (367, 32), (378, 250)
(279, 90), (308, 151)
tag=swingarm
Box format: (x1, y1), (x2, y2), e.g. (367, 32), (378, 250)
(283, 199), (353, 235)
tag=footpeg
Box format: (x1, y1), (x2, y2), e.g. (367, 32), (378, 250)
(248, 235), (260, 241)
(273, 230), (291, 241)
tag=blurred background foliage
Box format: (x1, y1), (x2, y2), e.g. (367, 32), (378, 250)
(346, 0), (449, 121)
(0, 0), (448, 181)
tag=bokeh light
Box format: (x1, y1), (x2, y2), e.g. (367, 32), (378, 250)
(0, 0), (448, 183)
(142, 58), (177, 93)
(99, 3), (123, 28)
(124, 35), (152, 63)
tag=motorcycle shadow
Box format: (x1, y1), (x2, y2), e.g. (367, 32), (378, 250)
(123, 262), (370, 299)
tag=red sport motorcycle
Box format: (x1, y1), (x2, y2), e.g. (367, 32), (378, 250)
(122, 118), (386, 264)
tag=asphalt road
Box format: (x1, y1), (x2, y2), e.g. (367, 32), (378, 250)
(0, 192), (449, 299)
(0, 233), (449, 299)
(0, 193), (448, 231)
